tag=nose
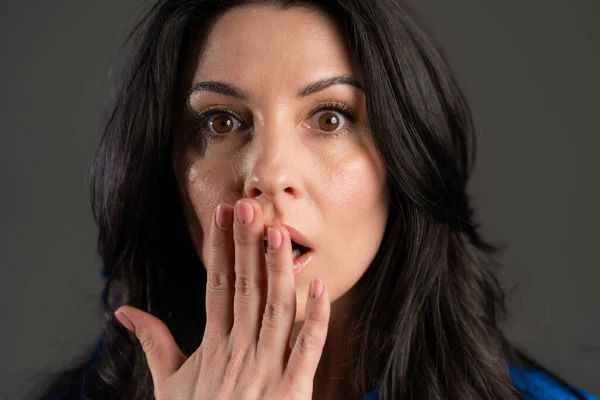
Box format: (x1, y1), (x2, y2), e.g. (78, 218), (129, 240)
(243, 123), (302, 202)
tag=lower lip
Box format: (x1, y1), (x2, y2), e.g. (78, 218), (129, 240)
(293, 250), (314, 276)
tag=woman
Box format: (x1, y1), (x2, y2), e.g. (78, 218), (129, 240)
(44, 0), (596, 399)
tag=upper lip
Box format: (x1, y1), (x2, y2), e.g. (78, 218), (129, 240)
(264, 223), (314, 250)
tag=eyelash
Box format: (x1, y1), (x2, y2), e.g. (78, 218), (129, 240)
(193, 101), (358, 141)
(309, 102), (358, 138)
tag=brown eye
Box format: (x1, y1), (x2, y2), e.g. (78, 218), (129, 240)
(210, 114), (235, 134)
(307, 110), (349, 134)
(318, 112), (340, 131)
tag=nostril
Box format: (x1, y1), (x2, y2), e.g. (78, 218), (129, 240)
(249, 187), (262, 198)
(245, 184), (296, 199)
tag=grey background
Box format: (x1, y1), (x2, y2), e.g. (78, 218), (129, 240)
(0, 0), (598, 399)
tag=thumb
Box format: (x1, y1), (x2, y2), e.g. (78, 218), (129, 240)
(115, 305), (186, 389)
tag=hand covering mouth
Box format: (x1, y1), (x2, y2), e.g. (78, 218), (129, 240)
(263, 237), (311, 259)
(262, 223), (314, 261)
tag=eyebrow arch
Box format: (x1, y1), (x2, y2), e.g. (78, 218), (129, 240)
(297, 75), (363, 97)
(187, 75), (363, 102)
(187, 80), (247, 100)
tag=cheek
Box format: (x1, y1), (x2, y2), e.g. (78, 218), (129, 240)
(181, 161), (236, 264)
(186, 165), (223, 214)
(317, 149), (388, 277)
(320, 153), (387, 230)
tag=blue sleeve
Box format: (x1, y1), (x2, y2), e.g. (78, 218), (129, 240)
(361, 389), (379, 400)
(509, 365), (598, 400)
(360, 366), (598, 400)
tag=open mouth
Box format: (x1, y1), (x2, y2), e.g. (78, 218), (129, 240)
(262, 224), (315, 275)
(263, 238), (311, 260)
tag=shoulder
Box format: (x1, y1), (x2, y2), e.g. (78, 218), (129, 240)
(360, 366), (598, 400)
(509, 364), (598, 400)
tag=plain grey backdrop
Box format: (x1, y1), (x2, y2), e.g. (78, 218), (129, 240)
(0, 0), (598, 399)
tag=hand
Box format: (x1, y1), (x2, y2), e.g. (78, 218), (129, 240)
(114, 199), (331, 399)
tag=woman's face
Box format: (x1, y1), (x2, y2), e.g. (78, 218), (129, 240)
(175, 4), (388, 322)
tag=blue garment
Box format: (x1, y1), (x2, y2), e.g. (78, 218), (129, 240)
(360, 365), (598, 399)
(509, 365), (597, 400)
(361, 389), (379, 400)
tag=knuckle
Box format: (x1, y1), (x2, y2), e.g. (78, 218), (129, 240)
(227, 346), (244, 368)
(138, 332), (157, 356)
(207, 269), (231, 292)
(223, 343), (250, 379)
(234, 274), (257, 298)
(295, 330), (320, 355)
(263, 297), (293, 324)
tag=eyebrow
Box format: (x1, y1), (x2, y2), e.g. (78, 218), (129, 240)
(186, 74), (363, 101)
(187, 80), (247, 100)
(297, 75), (363, 97)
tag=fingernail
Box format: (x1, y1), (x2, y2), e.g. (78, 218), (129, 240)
(115, 310), (135, 332)
(309, 277), (324, 299)
(235, 200), (254, 225)
(215, 204), (233, 231)
(267, 227), (282, 250)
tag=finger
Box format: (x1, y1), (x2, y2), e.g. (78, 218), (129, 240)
(231, 199), (266, 342)
(115, 305), (187, 390)
(204, 203), (235, 342)
(257, 225), (297, 361)
(283, 278), (330, 394)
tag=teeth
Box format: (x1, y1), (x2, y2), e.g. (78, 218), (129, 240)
(264, 248), (302, 260)
(263, 234), (305, 260)
(292, 248), (301, 259)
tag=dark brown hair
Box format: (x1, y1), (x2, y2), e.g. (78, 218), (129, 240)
(43, 1), (585, 399)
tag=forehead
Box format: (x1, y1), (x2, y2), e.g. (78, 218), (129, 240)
(189, 4), (355, 92)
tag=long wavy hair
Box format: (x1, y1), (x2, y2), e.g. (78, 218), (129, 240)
(43, 0), (585, 399)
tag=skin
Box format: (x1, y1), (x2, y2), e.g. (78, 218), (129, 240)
(116, 4), (389, 399)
